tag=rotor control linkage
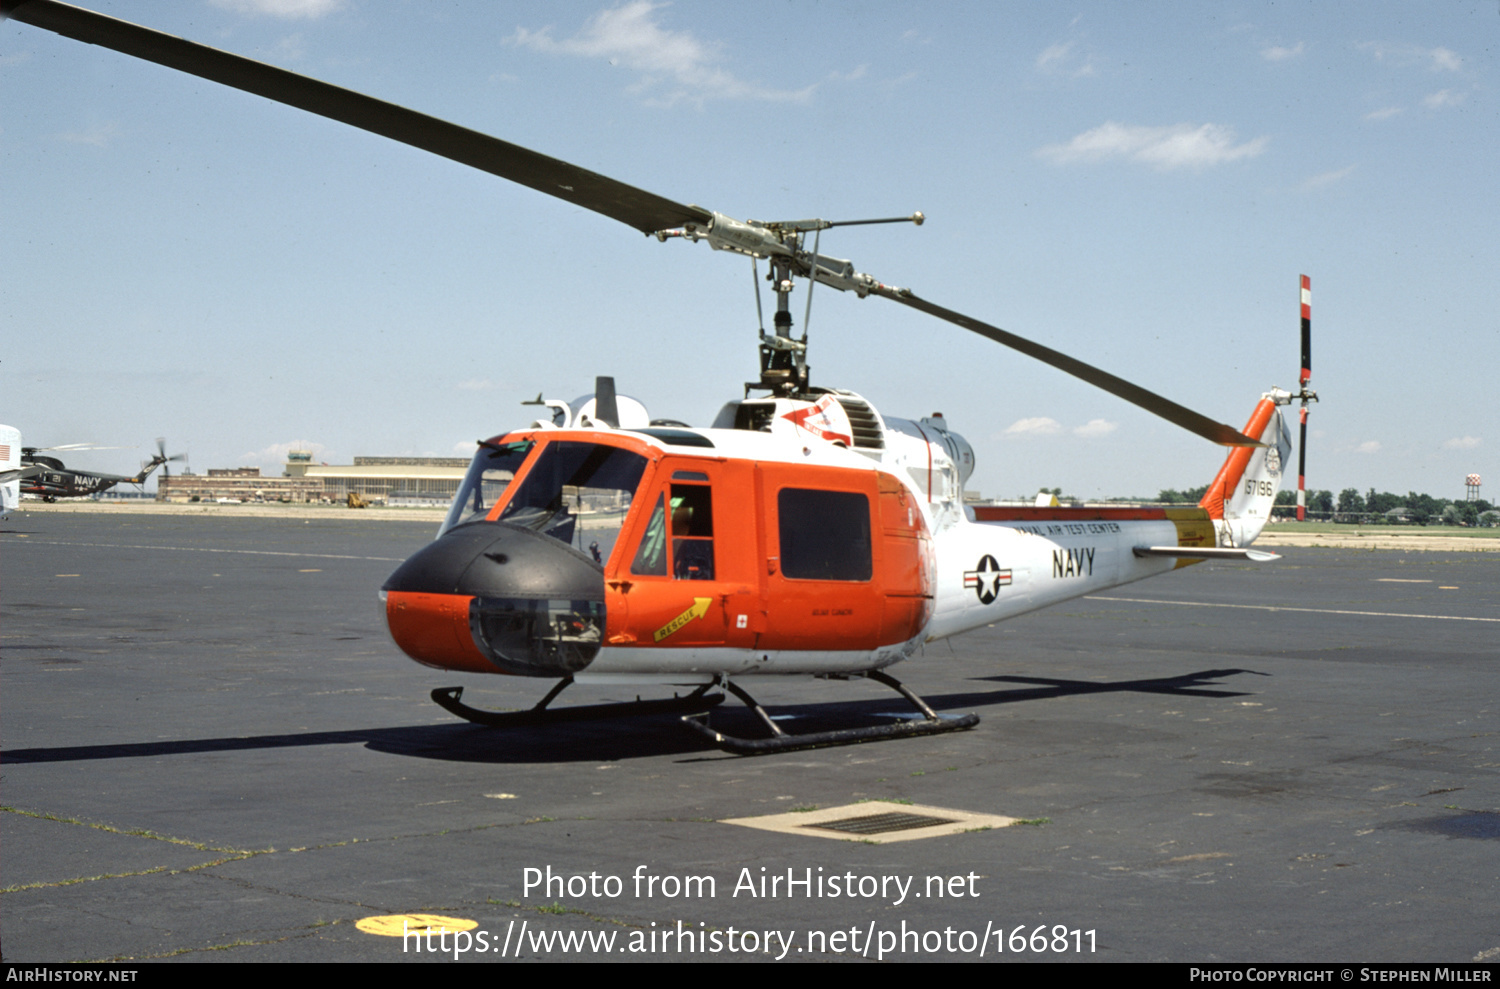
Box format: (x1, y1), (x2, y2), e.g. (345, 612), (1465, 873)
(680, 670), (979, 756)
(431, 679), (723, 728)
(655, 212), (917, 299)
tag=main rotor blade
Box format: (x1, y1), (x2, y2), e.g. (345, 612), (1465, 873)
(878, 289), (1259, 447)
(2, 0), (711, 235)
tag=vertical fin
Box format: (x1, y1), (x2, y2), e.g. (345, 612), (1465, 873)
(1199, 398), (1290, 547)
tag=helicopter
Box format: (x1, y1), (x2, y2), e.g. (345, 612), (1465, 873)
(3, 2), (1312, 753)
(16, 438), (182, 502)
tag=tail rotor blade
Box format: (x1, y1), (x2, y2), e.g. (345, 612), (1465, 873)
(1297, 409), (1308, 522)
(1299, 274), (1312, 388)
(1296, 275), (1312, 522)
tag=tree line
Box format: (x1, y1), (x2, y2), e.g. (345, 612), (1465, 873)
(1154, 486), (1497, 525)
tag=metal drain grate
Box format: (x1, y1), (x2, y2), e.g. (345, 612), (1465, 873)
(800, 812), (959, 836)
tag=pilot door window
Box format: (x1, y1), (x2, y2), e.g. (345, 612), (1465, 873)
(630, 483), (715, 580)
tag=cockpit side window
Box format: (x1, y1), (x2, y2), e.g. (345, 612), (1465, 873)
(440, 439), (533, 535)
(629, 481), (716, 580)
(630, 494), (668, 576)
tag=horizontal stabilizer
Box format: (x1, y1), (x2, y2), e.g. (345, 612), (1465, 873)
(1133, 546), (1281, 563)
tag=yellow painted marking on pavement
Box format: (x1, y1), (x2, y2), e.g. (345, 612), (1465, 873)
(356, 914), (478, 938)
(298, 569), (322, 572)
(56, 574), (80, 577)
(653, 597), (712, 642)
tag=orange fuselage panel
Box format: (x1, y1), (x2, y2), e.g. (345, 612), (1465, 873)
(383, 436), (935, 675)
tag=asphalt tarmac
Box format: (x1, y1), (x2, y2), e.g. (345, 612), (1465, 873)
(2, 510), (1497, 963)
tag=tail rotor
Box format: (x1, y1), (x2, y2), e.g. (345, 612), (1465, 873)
(154, 437), (186, 484)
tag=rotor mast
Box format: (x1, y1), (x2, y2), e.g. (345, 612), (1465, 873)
(760, 255), (807, 397)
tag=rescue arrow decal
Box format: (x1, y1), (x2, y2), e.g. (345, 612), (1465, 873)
(654, 598), (713, 642)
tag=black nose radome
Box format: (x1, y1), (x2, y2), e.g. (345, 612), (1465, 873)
(384, 522), (605, 676)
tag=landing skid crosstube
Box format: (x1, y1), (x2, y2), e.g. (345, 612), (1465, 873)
(682, 671), (979, 755)
(432, 671), (978, 754)
(431, 678), (723, 727)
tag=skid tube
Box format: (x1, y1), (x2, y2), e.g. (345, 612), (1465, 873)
(681, 670), (979, 755)
(432, 677), (723, 728)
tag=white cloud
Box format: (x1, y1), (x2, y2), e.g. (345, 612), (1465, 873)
(512, 2), (813, 106)
(1364, 106), (1403, 122)
(1358, 42), (1463, 73)
(1004, 417), (1063, 437)
(1072, 419), (1117, 439)
(1261, 42), (1305, 62)
(270, 32), (308, 62)
(1301, 165), (1356, 191)
(1038, 121), (1268, 171)
(1355, 440), (1381, 454)
(1424, 88), (1466, 109)
(1036, 42), (1073, 71)
(1430, 47), (1463, 73)
(59, 123), (119, 147)
(210, 0), (345, 19)
(1442, 436), (1481, 450)
(828, 65), (868, 83)
(1036, 41), (1095, 78)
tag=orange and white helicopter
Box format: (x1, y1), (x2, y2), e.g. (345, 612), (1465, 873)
(5, 1), (1317, 753)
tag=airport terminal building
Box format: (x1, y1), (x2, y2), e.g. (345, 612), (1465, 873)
(157, 451), (468, 506)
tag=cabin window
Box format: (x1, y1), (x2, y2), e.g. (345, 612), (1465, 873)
(778, 488), (871, 581)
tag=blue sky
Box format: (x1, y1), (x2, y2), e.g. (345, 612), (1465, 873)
(3, 1), (1495, 501)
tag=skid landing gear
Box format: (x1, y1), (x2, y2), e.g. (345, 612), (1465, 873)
(681, 670), (979, 755)
(432, 677), (723, 728)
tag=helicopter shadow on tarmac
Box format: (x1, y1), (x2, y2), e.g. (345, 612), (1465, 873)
(0, 668), (1267, 766)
